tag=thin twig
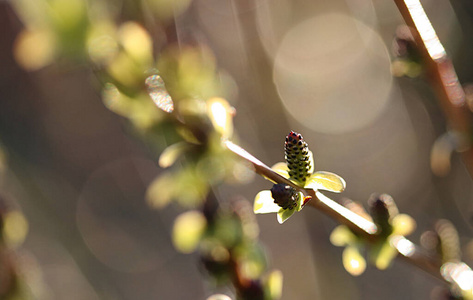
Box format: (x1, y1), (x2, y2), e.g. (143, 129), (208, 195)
(393, 0), (473, 175)
(225, 140), (446, 282)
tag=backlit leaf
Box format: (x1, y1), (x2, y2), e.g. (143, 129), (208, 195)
(270, 162), (289, 178)
(330, 225), (355, 247)
(265, 269), (283, 300)
(392, 214), (416, 236)
(306, 171), (346, 193)
(343, 246), (366, 276)
(159, 142), (189, 168)
(172, 211), (207, 253)
(371, 241), (397, 270)
(146, 173), (175, 208)
(277, 207), (296, 224)
(254, 191), (280, 214)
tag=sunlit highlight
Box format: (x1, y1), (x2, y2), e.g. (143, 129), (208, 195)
(145, 75), (174, 113)
(207, 98), (233, 138)
(350, 258), (360, 269)
(317, 191), (378, 234)
(391, 235), (415, 256)
(210, 102), (227, 129)
(404, 0), (446, 61)
(441, 262), (473, 292)
(272, 14), (392, 134)
(343, 246), (366, 276)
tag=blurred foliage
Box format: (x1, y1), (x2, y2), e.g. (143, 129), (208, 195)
(7, 0), (473, 299)
(390, 25), (423, 78)
(10, 0), (282, 298)
(330, 195), (416, 276)
(0, 144), (44, 300)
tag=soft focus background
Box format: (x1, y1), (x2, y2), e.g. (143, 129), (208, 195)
(1, 0), (473, 299)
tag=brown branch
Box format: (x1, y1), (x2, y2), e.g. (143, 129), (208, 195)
(393, 0), (473, 175)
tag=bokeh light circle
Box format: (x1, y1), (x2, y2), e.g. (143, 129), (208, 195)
(273, 13), (393, 134)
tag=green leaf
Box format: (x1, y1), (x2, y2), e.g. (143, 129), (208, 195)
(3, 211), (28, 248)
(270, 162), (289, 178)
(146, 173), (175, 208)
(330, 225), (356, 247)
(343, 246), (366, 276)
(254, 190), (280, 214)
(370, 241), (397, 270)
(392, 214), (416, 236)
(305, 171), (346, 193)
(296, 191), (304, 212)
(172, 211), (207, 253)
(173, 168), (209, 207)
(265, 270), (283, 300)
(277, 207), (296, 224)
(158, 142), (189, 168)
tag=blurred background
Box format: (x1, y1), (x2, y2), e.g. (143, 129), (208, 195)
(1, 0), (473, 299)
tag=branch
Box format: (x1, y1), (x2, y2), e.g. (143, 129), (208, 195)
(393, 0), (473, 175)
(225, 140), (446, 282)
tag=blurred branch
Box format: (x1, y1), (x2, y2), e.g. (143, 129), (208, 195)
(393, 0), (473, 175)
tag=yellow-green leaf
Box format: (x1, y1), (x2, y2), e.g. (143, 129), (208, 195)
(3, 211), (29, 248)
(343, 246), (366, 276)
(146, 173), (174, 208)
(172, 211), (207, 253)
(330, 225), (355, 247)
(306, 171), (346, 193)
(265, 269), (283, 300)
(159, 142), (189, 168)
(296, 191), (304, 212)
(254, 190), (280, 214)
(277, 208), (295, 224)
(118, 22), (153, 67)
(371, 241), (397, 270)
(271, 162), (289, 178)
(392, 214), (416, 236)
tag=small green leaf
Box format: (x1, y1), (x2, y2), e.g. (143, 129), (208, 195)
(159, 142), (189, 168)
(306, 171), (346, 193)
(270, 162), (289, 178)
(277, 207), (296, 224)
(173, 168), (209, 207)
(172, 210), (207, 253)
(330, 225), (355, 247)
(392, 214), (416, 236)
(296, 191), (304, 211)
(3, 211), (28, 248)
(265, 269), (283, 300)
(254, 190), (281, 214)
(146, 173), (175, 208)
(371, 241), (397, 270)
(343, 246), (366, 276)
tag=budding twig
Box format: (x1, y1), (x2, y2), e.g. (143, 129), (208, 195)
(225, 140), (446, 282)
